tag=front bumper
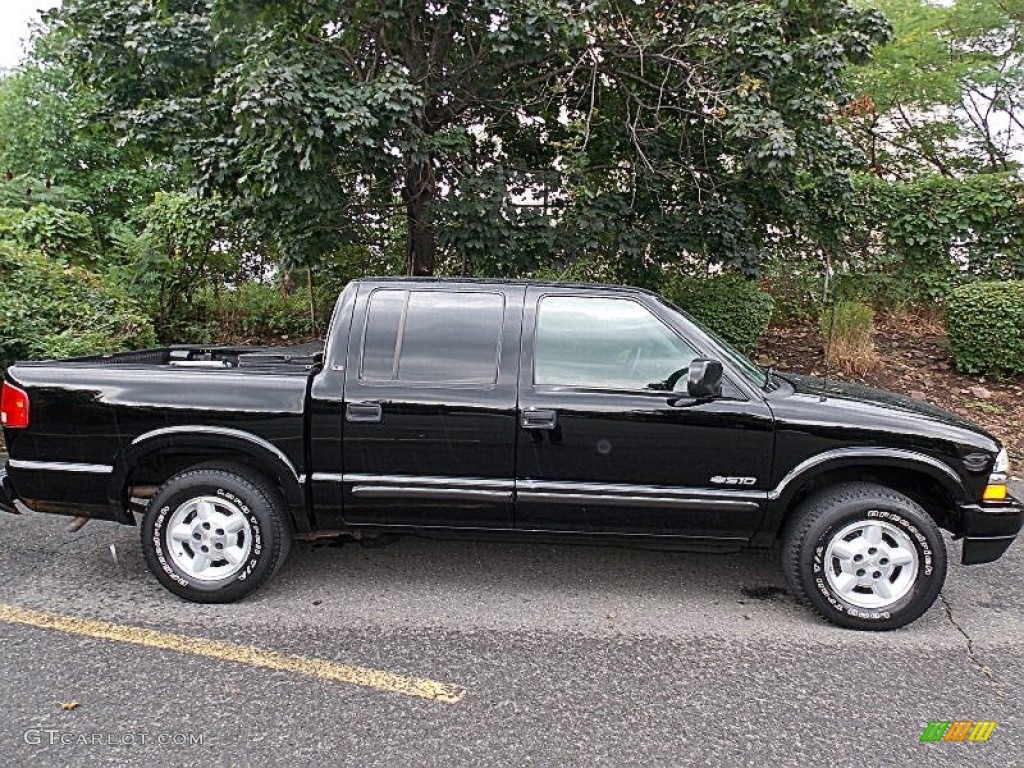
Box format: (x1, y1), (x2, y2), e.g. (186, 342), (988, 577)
(0, 465), (21, 515)
(958, 493), (1023, 565)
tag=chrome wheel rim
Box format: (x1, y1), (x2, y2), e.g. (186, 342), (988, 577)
(166, 496), (252, 582)
(824, 519), (919, 609)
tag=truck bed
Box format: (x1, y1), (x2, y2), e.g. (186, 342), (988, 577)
(51, 342), (325, 370)
(2, 342), (322, 524)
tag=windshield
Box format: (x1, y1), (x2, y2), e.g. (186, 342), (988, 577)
(656, 297), (772, 390)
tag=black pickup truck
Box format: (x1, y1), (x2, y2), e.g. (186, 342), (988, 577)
(1, 278), (1020, 629)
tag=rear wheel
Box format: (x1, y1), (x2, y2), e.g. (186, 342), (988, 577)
(141, 465), (291, 603)
(783, 482), (947, 630)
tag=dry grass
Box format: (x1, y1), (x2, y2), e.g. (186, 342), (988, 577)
(883, 306), (945, 335)
(821, 300), (881, 375)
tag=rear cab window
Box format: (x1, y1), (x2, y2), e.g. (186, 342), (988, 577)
(360, 289), (505, 386)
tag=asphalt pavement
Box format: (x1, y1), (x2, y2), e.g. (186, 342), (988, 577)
(0, 482), (1021, 767)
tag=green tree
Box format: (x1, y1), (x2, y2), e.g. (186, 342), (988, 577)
(842, 0), (1024, 177)
(43, 0), (889, 277)
(0, 62), (178, 236)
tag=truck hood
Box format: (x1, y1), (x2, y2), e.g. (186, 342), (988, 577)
(773, 372), (1000, 452)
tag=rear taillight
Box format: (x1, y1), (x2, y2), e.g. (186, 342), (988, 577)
(1, 382), (30, 429)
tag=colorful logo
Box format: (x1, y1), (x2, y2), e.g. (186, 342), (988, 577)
(920, 721), (997, 742)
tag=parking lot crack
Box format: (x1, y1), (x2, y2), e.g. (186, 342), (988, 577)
(939, 592), (1000, 689)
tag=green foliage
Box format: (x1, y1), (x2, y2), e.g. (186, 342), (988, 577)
(529, 254), (662, 293)
(105, 192), (246, 339)
(841, 173), (1024, 305)
(44, 0), (890, 277)
(0, 63), (178, 236)
(822, 300), (875, 340)
(946, 281), (1024, 375)
(0, 174), (84, 210)
(191, 282), (340, 341)
(763, 171), (1024, 317)
(661, 275), (775, 353)
(101, 187), (380, 343)
(762, 253), (828, 323)
(8, 203), (98, 265)
(0, 207), (26, 238)
(854, 173), (1024, 279)
(841, 0), (1024, 176)
(0, 243), (155, 369)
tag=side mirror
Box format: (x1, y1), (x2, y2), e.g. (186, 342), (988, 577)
(687, 359), (723, 399)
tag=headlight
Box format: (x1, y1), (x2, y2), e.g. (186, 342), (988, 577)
(993, 448), (1010, 476)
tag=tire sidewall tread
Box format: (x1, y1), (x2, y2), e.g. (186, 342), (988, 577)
(141, 466), (290, 603)
(783, 481), (948, 631)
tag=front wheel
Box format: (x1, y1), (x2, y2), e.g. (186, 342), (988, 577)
(783, 482), (947, 630)
(141, 465), (291, 603)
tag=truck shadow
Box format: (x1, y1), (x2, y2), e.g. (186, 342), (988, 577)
(274, 535), (792, 608)
(4, 513), (983, 634)
(2, 511), (790, 610)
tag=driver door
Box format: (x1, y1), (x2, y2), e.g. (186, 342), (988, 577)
(514, 288), (772, 540)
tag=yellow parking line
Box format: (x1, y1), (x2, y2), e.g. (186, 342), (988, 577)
(0, 603), (465, 704)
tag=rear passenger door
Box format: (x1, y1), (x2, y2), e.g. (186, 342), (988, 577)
(341, 283), (524, 529)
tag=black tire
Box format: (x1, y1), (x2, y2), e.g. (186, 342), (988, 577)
(783, 481), (947, 630)
(141, 465), (291, 603)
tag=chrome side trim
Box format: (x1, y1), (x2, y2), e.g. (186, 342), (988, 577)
(8, 459), (114, 474)
(767, 447), (965, 500)
(324, 473), (763, 508)
(131, 426), (300, 479)
(518, 491), (760, 512)
(518, 478), (765, 500)
(352, 486), (512, 502)
(331, 473), (515, 490)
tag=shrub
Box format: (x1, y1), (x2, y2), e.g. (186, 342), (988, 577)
(8, 203), (98, 265)
(0, 207), (26, 238)
(946, 281), (1024, 375)
(661, 274), (774, 353)
(0, 243), (155, 370)
(761, 254), (824, 323)
(820, 300), (879, 375)
(188, 281), (340, 342)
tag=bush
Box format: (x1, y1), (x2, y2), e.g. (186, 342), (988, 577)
(761, 254), (824, 323)
(188, 281), (340, 342)
(0, 243), (155, 369)
(946, 281), (1024, 375)
(820, 300), (879, 375)
(661, 274), (774, 353)
(7, 203), (98, 265)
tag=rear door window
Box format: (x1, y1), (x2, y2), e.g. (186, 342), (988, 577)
(361, 289), (505, 385)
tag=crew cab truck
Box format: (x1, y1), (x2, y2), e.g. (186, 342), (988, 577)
(1, 278), (1021, 630)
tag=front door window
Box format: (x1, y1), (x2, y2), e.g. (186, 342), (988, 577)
(534, 296), (698, 392)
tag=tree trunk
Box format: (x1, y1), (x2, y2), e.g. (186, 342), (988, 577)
(402, 161), (435, 276)
(307, 267), (317, 336)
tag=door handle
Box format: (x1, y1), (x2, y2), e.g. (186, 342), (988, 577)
(521, 409), (557, 430)
(346, 402), (383, 423)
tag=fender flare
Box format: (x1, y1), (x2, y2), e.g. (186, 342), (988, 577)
(108, 426), (310, 531)
(768, 447), (970, 508)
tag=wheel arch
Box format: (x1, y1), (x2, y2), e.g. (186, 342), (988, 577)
(762, 449), (971, 542)
(109, 426), (311, 532)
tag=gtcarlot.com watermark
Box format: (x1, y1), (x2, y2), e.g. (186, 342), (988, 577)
(24, 729), (206, 747)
